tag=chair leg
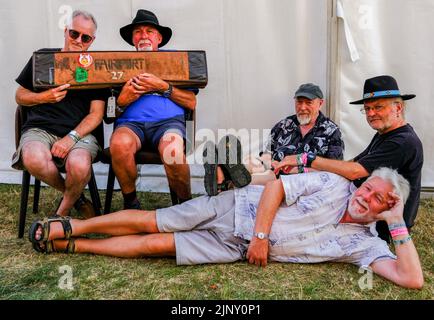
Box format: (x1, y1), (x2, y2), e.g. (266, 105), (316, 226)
(104, 164), (116, 214)
(33, 178), (41, 214)
(88, 167), (101, 216)
(18, 171), (31, 238)
(169, 187), (179, 206)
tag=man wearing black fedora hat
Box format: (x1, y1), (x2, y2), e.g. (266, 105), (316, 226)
(272, 75), (423, 241)
(109, 10), (198, 209)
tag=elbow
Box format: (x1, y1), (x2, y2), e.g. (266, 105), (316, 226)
(402, 274), (424, 289)
(188, 97), (197, 110)
(347, 168), (366, 180)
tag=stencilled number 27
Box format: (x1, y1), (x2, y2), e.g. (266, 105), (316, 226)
(111, 71), (124, 80)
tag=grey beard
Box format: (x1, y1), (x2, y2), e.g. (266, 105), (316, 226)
(297, 114), (311, 126)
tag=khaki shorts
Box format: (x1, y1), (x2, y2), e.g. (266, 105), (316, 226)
(11, 128), (100, 170)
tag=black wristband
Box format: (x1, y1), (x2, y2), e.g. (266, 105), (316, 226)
(306, 152), (316, 167)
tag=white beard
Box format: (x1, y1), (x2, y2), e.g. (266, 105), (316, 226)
(137, 40), (153, 51)
(297, 114), (311, 125)
(347, 194), (375, 222)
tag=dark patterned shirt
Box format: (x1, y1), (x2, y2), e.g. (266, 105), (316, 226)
(263, 111), (344, 161)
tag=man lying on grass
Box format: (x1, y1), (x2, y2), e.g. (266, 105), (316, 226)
(29, 166), (423, 289)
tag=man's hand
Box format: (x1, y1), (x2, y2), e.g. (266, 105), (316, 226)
(133, 73), (168, 93)
(39, 84), (70, 104)
(377, 192), (405, 225)
(51, 136), (76, 159)
(246, 237), (269, 267)
(271, 156), (299, 175)
(117, 73), (169, 107)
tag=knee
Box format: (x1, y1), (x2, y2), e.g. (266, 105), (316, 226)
(22, 146), (49, 172)
(66, 158), (91, 179)
(110, 132), (137, 158)
(160, 138), (185, 165)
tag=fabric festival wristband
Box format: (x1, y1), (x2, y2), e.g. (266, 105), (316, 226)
(297, 165), (304, 173)
(303, 167), (309, 173)
(388, 222), (406, 231)
(296, 154), (303, 166)
(67, 132), (80, 143)
(301, 152), (308, 166)
(392, 235), (412, 246)
(390, 228), (409, 237)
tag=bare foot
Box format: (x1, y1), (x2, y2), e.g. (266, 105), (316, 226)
(34, 222), (69, 241)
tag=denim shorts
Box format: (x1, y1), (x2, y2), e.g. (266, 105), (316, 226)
(115, 115), (186, 150)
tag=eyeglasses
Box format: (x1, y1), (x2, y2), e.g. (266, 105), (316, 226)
(360, 105), (385, 114)
(68, 29), (94, 44)
(360, 101), (400, 114)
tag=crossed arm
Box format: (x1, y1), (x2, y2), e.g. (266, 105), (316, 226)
(116, 73), (196, 110)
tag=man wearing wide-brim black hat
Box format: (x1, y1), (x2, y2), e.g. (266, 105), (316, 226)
(110, 10), (198, 209)
(271, 75), (423, 242)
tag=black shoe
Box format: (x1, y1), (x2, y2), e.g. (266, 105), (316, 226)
(124, 198), (142, 210)
(217, 135), (251, 188)
(203, 141), (219, 196)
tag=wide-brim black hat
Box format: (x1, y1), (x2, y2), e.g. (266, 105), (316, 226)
(119, 9), (172, 48)
(349, 75), (416, 105)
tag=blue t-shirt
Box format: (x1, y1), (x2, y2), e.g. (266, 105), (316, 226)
(116, 93), (185, 123)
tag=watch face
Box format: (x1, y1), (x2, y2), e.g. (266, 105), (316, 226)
(257, 232), (265, 239)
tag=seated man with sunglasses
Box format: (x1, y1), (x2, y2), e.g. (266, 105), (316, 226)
(12, 10), (107, 218)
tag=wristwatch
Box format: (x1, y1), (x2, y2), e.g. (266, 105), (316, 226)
(254, 232), (269, 240)
(162, 83), (173, 98)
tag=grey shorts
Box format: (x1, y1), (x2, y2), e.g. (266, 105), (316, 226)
(11, 128), (100, 170)
(156, 190), (249, 265)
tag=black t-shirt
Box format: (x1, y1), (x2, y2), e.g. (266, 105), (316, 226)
(353, 124), (423, 236)
(16, 48), (108, 137)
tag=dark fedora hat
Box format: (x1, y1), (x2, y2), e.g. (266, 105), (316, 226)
(119, 9), (172, 48)
(350, 75), (416, 105)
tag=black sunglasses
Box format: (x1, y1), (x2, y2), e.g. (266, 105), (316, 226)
(68, 29), (94, 44)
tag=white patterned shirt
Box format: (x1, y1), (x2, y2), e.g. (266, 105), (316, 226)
(233, 172), (395, 267)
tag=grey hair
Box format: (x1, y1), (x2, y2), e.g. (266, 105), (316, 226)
(66, 10), (98, 31)
(367, 167), (410, 204)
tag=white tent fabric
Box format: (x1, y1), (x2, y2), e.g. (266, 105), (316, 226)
(334, 0), (434, 189)
(0, 0), (328, 193)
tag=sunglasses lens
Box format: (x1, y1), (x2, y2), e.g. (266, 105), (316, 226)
(68, 30), (80, 39)
(68, 29), (93, 43)
(81, 35), (93, 43)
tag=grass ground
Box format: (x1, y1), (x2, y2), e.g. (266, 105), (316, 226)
(0, 184), (432, 300)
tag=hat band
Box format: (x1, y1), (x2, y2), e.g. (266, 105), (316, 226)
(363, 90), (400, 99)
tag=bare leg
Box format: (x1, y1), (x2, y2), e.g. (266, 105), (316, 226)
(159, 133), (191, 200)
(21, 141), (65, 191)
(56, 149), (92, 216)
(110, 127), (141, 194)
(54, 233), (176, 258)
(37, 210), (160, 241)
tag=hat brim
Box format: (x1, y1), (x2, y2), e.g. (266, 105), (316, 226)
(349, 94), (416, 105)
(119, 22), (172, 48)
(294, 92), (322, 100)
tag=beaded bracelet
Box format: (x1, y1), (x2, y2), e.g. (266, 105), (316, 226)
(392, 235), (412, 246)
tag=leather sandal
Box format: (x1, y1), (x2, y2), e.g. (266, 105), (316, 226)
(28, 216), (73, 244)
(32, 238), (76, 254)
